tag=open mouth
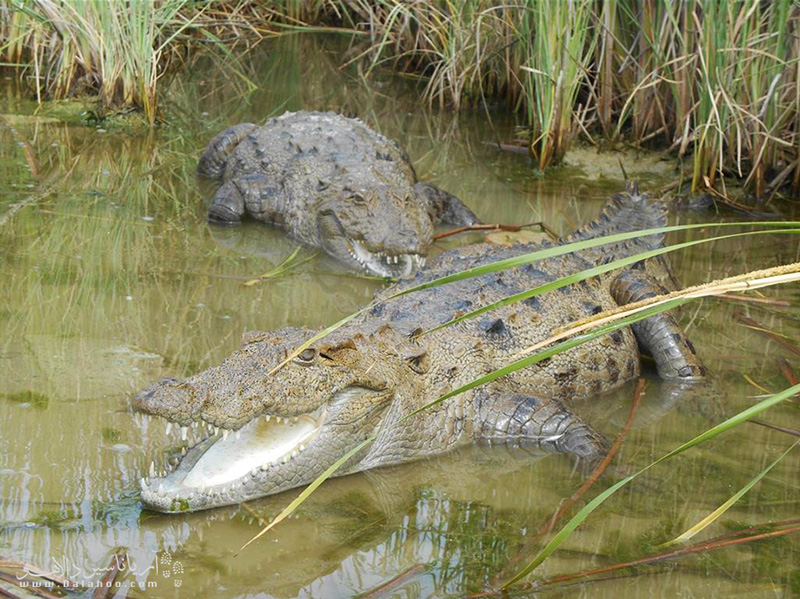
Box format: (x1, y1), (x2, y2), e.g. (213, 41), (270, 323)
(346, 238), (425, 278)
(139, 406), (327, 511)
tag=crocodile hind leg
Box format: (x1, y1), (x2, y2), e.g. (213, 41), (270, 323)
(611, 270), (708, 380)
(197, 123), (258, 180)
(474, 387), (608, 460)
(413, 182), (481, 226)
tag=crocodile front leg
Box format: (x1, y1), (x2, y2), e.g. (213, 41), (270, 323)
(611, 270), (708, 380)
(473, 387), (608, 460)
(413, 182), (480, 227)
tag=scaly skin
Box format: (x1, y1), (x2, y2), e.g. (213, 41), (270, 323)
(134, 189), (707, 512)
(198, 111), (479, 278)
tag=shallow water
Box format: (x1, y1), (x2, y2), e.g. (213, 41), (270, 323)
(1, 36), (798, 598)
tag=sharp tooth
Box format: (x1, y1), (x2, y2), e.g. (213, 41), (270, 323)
(282, 455), (289, 464)
(299, 444), (305, 451)
(264, 414), (271, 422)
(235, 430), (241, 440)
(181, 446), (187, 456)
(275, 416), (282, 424)
(149, 461), (155, 477)
(291, 450), (298, 458)
(214, 426), (220, 435)
(181, 426), (188, 441)
(140, 477), (146, 489)
(165, 422), (173, 435)
(223, 429), (229, 440)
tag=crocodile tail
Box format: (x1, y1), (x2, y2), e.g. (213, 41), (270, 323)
(564, 182), (667, 252)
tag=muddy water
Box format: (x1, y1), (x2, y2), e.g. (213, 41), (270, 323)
(1, 36), (798, 598)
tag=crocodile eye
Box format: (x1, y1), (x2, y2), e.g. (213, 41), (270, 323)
(351, 193), (367, 204)
(295, 348), (317, 365)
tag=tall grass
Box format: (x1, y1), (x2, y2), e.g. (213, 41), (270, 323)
(2, 1), (798, 195)
(0, 0), (337, 123)
(330, 0), (800, 197)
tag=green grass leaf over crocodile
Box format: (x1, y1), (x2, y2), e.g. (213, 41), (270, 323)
(133, 188), (708, 513)
(198, 111), (479, 278)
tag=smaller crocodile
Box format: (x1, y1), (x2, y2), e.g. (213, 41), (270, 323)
(198, 111), (479, 278)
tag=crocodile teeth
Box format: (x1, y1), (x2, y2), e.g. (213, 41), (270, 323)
(264, 414), (271, 422)
(165, 422), (173, 436)
(223, 429), (229, 440)
(214, 426), (220, 435)
(149, 461), (155, 477)
(181, 426), (188, 441)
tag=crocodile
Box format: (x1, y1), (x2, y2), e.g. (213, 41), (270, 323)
(134, 189), (707, 512)
(198, 111), (479, 278)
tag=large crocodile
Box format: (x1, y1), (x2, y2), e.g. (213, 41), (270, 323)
(198, 111), (479, 278)
(134, 189), (706, 512)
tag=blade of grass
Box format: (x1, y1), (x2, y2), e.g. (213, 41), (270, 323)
(421, 229), (800, 337)
(236, 435), (374, 554)
(513, 261), (800, 359)
(501, 381), (800, 588)
(665, 439), (799, 546)
(242, 247), (315, 286)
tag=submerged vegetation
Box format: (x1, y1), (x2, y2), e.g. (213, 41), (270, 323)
(1, 0), (798, 197)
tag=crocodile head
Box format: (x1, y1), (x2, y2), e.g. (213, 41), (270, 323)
(316, 186), (431, 278)
(133, 328), (401, 513)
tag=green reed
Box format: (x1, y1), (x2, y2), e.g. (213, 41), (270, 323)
(320, 0), (800, 197)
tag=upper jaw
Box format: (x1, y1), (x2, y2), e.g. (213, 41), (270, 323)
(343, 238), (426, 278)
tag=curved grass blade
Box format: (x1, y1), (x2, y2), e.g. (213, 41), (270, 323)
(501, 382), (800, 588)
(421, 228), (800, 337)
(665, 439), (800, 547)
(237, 436), (375, 554)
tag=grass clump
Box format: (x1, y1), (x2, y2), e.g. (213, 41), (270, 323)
(0, 0), (337, 123)
(332, 0), (800, 198)
(2, 1), (797, 193)
(2, 0), (202, 123)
